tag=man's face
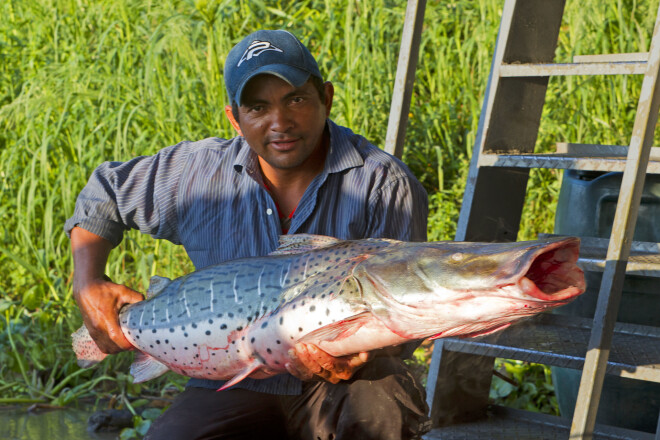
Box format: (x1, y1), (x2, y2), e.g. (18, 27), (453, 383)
(236, 75), (333, 172)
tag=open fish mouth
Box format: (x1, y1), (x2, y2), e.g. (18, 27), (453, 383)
(518, 238), (585, 302)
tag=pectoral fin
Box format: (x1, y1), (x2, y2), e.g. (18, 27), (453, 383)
(298, 312), (372, 344)
(217, 359), (263, 391)
(432, 322), (513, 340)
(460, 322), (512, 338)
(130, 352), (170, 383)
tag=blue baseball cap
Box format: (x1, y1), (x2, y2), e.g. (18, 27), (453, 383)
(224, 30), (323, 106)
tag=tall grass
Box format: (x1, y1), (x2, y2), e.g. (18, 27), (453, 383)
(1, 0), (658, 409)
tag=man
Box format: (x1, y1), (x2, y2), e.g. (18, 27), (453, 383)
(65, 29), (430, 439)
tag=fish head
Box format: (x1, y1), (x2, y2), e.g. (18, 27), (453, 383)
(354, 237), (586, 339)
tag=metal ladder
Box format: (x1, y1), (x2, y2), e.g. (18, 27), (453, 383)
(385, 0), (660, 438)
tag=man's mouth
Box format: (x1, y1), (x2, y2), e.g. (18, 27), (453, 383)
(269, 138), (299, 151)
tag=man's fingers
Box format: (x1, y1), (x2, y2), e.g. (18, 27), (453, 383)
(285, 360), (314, 381)
(93, 315), (132, 353)
(103, 285), (142, 351)
(121, 290), (144, 305)
(349, 351), (371, 367)
(287, 343), (373, 383)
(108, 326), (134, 351)
(307, 345), (340, 372)
(286, 345), (317, 380)
(89, 325), (127, 354)
(114, 284), (144, 308)
(77, 281), (144, 354)
(292, 344), (321, 373)
(285, 361), (304, 379)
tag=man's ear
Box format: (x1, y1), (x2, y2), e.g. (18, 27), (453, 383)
(225, 105), (243, 136)
(322, 82), (334, 117)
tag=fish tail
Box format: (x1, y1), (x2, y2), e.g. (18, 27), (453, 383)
(71, 325), (108, 368)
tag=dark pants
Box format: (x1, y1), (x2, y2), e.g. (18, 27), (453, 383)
(145, 357), (431, 440)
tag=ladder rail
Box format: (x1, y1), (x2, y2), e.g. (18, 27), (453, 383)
(455, 0), (519, 242)
(384, 0), (426, 159)
(570, 4), (660, 437)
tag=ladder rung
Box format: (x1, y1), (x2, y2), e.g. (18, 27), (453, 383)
(580, 236), (660, 278)
(540, 234), (660, 277)
(439, 314), (660, 382)
(423, 405), (655, 440)
(569, 235), (660, 254)
(499, 60), (648, 77)
(577, 252), (660, 277)
(478, 149), (660, 173)
(555, 143), (660, 158)
(573, 52), (650, 63)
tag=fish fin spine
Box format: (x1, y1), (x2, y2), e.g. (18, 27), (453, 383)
(270, 234), (342, 255)
(146, 275), (172, 299)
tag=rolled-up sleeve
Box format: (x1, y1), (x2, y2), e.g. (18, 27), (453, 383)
(64, 143), (189, 247)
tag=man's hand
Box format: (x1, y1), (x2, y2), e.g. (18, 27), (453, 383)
(285, 343), (371, 384)
(70, 227), (143, 354)
(74, 277), (143, 354)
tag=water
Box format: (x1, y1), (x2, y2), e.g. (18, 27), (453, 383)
(0, 407), (119, 440)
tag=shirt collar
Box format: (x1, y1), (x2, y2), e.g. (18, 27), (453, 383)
(233, 137), (259, 175)
(232, 119), (365, 175)
(322, 120), (364, 174)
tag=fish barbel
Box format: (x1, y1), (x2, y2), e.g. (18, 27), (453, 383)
(72, 234), (585, 390)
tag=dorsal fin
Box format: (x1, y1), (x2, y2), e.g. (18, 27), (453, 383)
(269, 234), (342, 256)
(145, 275), (172, 299)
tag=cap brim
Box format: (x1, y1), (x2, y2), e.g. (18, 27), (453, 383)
(234, 64), (311, 106)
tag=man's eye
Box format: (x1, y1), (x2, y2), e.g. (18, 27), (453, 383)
(290, 96), (304, 104)
(249, 105), (264, 112)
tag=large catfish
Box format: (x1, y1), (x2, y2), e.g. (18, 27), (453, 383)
(72, 234), (585, 389)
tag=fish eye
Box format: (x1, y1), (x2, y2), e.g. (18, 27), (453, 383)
(450, 252), (464, 262)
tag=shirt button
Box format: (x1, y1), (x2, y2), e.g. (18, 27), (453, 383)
(266, 208), (273, 215)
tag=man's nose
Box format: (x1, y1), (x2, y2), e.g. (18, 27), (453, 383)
(268, 105), (294, 132)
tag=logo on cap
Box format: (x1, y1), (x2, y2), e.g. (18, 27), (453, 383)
(237, 40), (283, 67)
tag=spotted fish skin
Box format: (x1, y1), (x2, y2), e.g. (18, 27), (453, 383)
(72, 234), (586, 388)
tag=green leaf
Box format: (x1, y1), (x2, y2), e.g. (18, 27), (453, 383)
(136, 418), (153, 436)
(119, 428), (138, 440)
(489, 377), (515, 399)
(141, 407), (164, 420)
(0, 298), (14, 313)
(131, 398), (150, 408)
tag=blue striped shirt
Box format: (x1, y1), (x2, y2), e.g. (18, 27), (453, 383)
(65, 119), (428, 394)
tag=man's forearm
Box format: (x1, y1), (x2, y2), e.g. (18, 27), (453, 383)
(70, 226), (114, 295)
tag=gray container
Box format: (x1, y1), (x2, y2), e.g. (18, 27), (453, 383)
(552, 169), (660, 433)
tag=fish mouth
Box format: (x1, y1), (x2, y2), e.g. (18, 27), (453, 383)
(518, 238), (585, 302)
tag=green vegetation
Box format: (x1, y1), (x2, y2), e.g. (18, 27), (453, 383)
(1, 0), (659, 430)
